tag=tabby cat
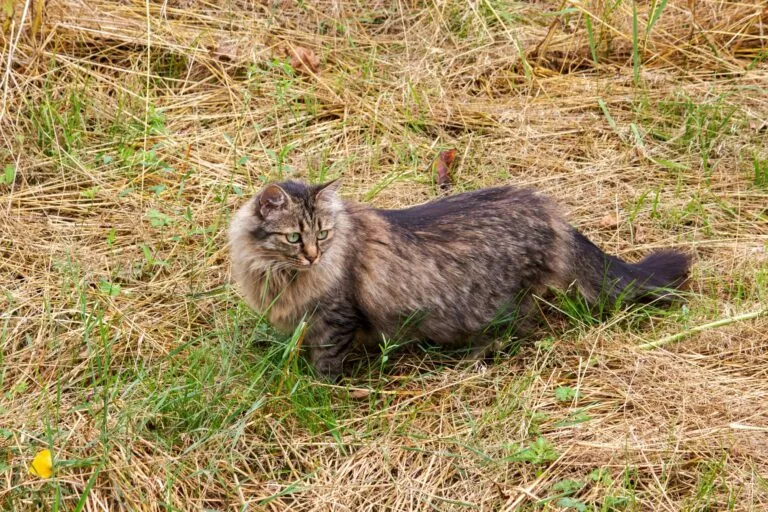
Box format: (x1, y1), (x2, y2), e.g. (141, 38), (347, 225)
(229, 180), (689, 379)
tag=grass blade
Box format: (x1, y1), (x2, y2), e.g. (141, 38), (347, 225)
(632, 0), (640, 86)
(73, 463), (103, 512)
(647, 0), (668, 34)
(597, 98), (619, 134)
(585, 13), (599, 64)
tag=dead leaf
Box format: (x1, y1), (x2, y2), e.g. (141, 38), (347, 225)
(435, 149), (457, 191)
(492, 481), (510, 500)
(749, 119), (767, 133)
(599, 212), (619, 229)
(632, 224), (646, 243)
(349, 388), (371, 399)
(289, 46), (320, 74)
(211, 39), (240, 62)
(748, 245), (766, 263)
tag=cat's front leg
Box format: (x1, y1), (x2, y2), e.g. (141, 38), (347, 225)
(303, 306), (360, 381)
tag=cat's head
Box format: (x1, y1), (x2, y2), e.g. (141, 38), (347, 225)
(229, 180), (345, 271)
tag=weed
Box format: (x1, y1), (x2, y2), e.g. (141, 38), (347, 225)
(506, 436), (559, 464)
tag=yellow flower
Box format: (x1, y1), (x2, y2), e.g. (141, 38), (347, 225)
(29, 449), (53, 479)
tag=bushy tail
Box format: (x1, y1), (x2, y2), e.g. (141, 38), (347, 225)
(570, 230), (691, 304)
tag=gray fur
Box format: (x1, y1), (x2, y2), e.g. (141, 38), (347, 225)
(229, 180), (690, 380)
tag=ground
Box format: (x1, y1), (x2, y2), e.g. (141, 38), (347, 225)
(1, 0), (767, 510)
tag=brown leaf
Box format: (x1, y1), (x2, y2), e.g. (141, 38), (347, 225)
(290, 46), (320, 74)
(748, 245), (767, 263)
(211, 39), (240, 62)
(632, 224), (646, 244)
(749, 119), (768, 133)
(599, 212), (619, 229)
(349, 388), (371, 399)
(435, 149), (457, 191)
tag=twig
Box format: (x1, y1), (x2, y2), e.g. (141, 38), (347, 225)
(729, 423), (768, 432)
(637, 309), (768, 350)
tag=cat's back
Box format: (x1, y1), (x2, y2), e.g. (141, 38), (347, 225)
(345, 185), (573, 340)
(374, 185), (557, 236)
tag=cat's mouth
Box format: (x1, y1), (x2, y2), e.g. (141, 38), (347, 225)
(294, 257), (320, 269)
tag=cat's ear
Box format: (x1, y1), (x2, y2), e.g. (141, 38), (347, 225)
(258, 184), (289, 217)
(316, 179), (342, 202)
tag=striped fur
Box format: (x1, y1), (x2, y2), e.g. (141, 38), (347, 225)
(229, 181), (690, 380)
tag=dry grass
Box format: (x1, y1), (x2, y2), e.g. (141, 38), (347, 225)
(1, 0), (768, 510)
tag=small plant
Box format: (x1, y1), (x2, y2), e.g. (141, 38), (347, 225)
(266, 143), (296, 179)
(525, 411), (549, 436)
(377, 334), (403, 375)
(148, 184), (167, 196)
(555, 386), (578, 402)
(551, 478), (584, 495)
(140, 244), (168, 268)
(555, 409), (592, 428)
(146, 209), (174, 228)
(80, 186), (99, 199)
(556, 497), (587, 511)
(106, 228), (116, 247)
(0, 164), (15, 185)
(506, 436), (559, 464)
(535, 336), (555, 352)
(539, 479), (588, 511)
(97, 280), (121, 297)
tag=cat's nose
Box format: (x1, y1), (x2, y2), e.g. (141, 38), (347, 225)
(304, 245), (318, 264)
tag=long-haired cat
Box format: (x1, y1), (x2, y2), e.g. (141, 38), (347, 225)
(229, 180), (689, 379)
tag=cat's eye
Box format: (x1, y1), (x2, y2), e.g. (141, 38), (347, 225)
(286, 232), (301, 243)
(317, 230), (329, 240)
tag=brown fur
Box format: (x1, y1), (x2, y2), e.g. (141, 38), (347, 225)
(229, 180), (690, 379)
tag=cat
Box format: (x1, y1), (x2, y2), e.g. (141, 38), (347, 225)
(228, 179), (690, 380)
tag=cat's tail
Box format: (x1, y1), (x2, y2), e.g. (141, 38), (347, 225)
(569, 229), (691, 304)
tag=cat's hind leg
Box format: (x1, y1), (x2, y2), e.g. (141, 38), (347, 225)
(465, 297), (540, 362)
